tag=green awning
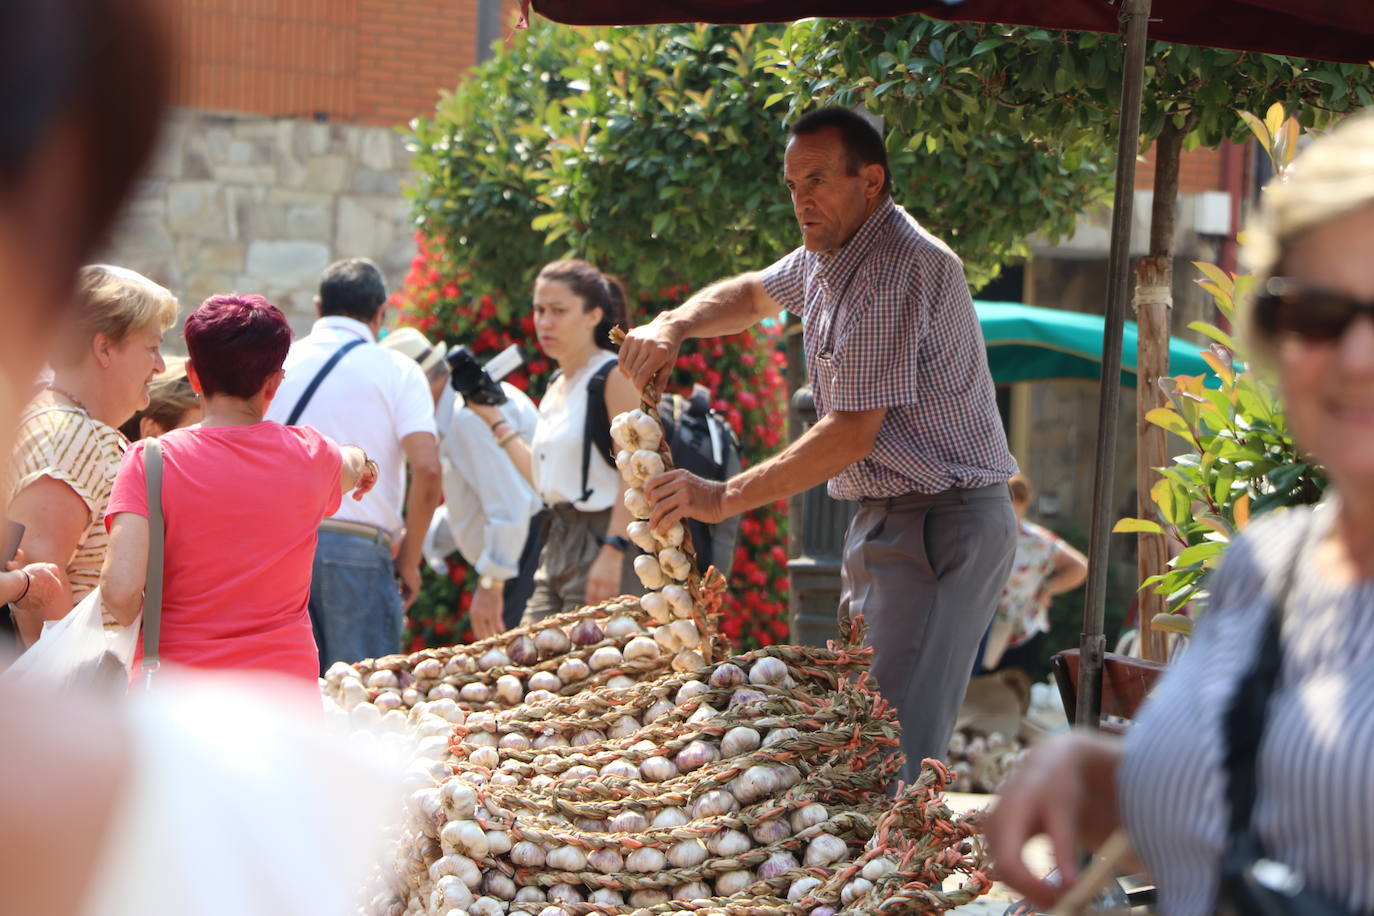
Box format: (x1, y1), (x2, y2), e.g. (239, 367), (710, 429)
(975, 300), (1215, 388)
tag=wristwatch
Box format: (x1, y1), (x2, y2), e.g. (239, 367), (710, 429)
(602, 535), (632, 553)
(478, 575), (505, 590)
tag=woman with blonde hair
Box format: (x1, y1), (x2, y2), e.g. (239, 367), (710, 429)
(7, 264), (177, 615)
(118, 356), (202, 441)
(989, 113), (1374, 914)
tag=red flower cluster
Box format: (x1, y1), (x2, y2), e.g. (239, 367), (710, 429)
(393, 233), (793, 651)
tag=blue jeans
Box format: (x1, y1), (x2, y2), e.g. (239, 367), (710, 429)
(309, 530), (403, 673)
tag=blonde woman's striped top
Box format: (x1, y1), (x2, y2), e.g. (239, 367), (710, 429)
(9, 394), (127, 609)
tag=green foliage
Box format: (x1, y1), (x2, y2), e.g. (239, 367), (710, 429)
(768, 17), (1374, 287)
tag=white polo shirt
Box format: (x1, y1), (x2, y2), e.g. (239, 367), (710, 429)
(265, 316), (436, 537)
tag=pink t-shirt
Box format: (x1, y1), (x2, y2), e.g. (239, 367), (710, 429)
(106, 422), (342, 683)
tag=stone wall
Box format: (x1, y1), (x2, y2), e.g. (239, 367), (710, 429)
(101, 107), (418, 340)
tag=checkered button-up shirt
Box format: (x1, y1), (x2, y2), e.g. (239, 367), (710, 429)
(761, 197), (1017, 500)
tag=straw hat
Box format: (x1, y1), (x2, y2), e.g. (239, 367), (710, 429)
(381, 327), (448, 376)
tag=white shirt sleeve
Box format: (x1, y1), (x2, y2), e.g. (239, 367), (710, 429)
(390, 354), (439, 440)
(444, 402), (539, 581)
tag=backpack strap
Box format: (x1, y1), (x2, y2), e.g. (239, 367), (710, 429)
(580, 359), (617, 504)
(140, 438), (165, 689)
(285, 338), (365, 426)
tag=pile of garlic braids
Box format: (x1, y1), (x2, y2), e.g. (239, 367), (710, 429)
(361, 626), (991, 916)
(609, 381), (725, 678)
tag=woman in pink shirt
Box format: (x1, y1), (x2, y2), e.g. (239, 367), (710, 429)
(100, 295), (378, 685)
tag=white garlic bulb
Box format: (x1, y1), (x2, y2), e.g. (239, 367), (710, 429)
(459, 682), (491, 704)
(640, 589), (671, 623)
(610, 413), (638, 451)
(654, 521), (686, 548)
(721, 726), (761, 758)
(626, 846), (668, 873)
(669, 619), (702, 649)
(441, 819), (490, 859)
(651, 806), (690, 828)
(609, 810), (649, 832)
(652, 624), (682, 653)
(628, 410), (661, 450)
(640, 755), (678, 782)
(468, 746), (499, 769)
(790, 803), (828, 833)
(587, 847), (625, 874)
(545, 845), (587, 872)
(788, 876), (823, 903)
(527, 671), (562, 693)
(674, 880), (712, 901)
(862, 856), (897, 881)
(624, 636), (661, 661)
(608, 714), (642, 738)
(589, 889), (625, 907)
(661, 583), (694, 617)
(589, 645), (624, 672)
(515, 888), (547, 904)
(433, 875), (474, 911)
(707, 828), (752, 857)
(604, 615), (643, 638)
(803, 833), (848, 867)
(626, 519), (658, 553)
(690, 790), (740, 818)
(624, 487), (652, 519)
(749, 657), (789, 686)
(556, 657), (589, 683)
(629, 889), (669, 908)
(441, 781), (478, 819)
(630, 449), (665, 481)
(494, 674), (524, 706)
(645, 699), (675, 722)
(633, 553), (666, 588)
(841, 877), (874, 905)
(658, 547), (691, 581)
(715, 869), (755, 897)
(510, 841), (545, 867)
(673, 649), (706, 673)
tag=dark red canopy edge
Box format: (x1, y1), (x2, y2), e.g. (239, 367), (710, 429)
(526, 0), (1374, 64)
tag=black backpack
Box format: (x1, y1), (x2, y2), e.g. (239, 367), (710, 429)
(582, 360), (742, 576)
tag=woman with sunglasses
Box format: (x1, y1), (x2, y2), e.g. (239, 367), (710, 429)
(987, 114), (1374, 915)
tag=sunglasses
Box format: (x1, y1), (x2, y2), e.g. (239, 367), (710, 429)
(1256, 277), (1374, 342)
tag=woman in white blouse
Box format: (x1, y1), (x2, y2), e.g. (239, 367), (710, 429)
(988, 115), (1374, 915)
(470, 259), (641, 622)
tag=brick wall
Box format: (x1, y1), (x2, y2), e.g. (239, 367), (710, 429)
(1135, 143), (1226, 194)
(152, 0), (517, 126)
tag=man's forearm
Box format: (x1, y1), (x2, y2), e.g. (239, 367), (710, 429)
(399, 474), (443, 569)
(721, 413), (875, 517)
(658, 273), (772, 343)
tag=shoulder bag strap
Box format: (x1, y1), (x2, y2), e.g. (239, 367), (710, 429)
(140, 438), (166, 689)
(579, 359), (616, 504)
(1221, 518), (1309, 862)
(285, 338), (365, 426)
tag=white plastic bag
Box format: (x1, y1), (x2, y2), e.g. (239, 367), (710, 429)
(3, 587), (139, 692)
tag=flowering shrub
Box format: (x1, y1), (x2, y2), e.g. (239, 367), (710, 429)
(395, 234), (791, 652)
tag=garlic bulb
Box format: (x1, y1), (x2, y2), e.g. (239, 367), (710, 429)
(674, 880), (712, 902)
(574, 817), (606, 832)
(495, 674), (524, 705)
(670, 619), (702, 649)
(787, 877), (823, 904)
(674, 739), (719, 772)
(402, 687), (424, 707)
(375, 691), (404, 713)
(652, 625), (682, 652)
(527, 671), (562, 693)
(433, 875), (474, 911)
(707, 828), (752, 857)
(749, 657), (788, 686)
(633, 553), (666, 589)
(545, 845), (587, 872)
(640, 589), (671, 623)
(721, 726), (761, 758)
(757, 851), (801, 880)
(428, 682), (460, 702)
(507, 635), (538, 666)
(803, 833), (848, 867)
(661, 583), (693, 616)
(468, 746), (499, 769)
(537, 904), (569, 916)
(469, 895), (505, 916)
(489, 772), (519, 787)
(654, 521), (686, 549)
(587, 847), (625, 873)
(459, 682), (491, 704)
(350, 702), (381, 728)
(589, 889), (625, 907)
(548, 885), (584, 905)
(630, 449), (666, 481)
(534, 627), (571, 656)
(511, 842), (548, 868)
(604, 615), (641, 639)
(603, 716), (638, 739)
(429, 697), (463, 723)
(629, 889), (669, 908)
(790, 803), (828, 833)
(841, 877), (874, 905)
(691, 789), (740, 819)
(524, 688), (558, 704)
(532, 731), (569, 749)
(600, 758), (638, 779)
(609, 810), (649, 832)
(731, 765), (780, 804)
(772, 764), (802, 789)
(607, 674), (635, 689)
(569, 619), (605, 646)
(686, 702), (718, 725)
(446, 654), (478, 676)
(658, 547), (691, 581)
(675, 679), (708, 704)
(441, 782), (478, 819)
(563, 765), (596, 780)
(589, 645), (624, 672)
(483, 872), (517, 901)
(441, 819), (490, 859)
(673, 649), (706, 672)
(429, 854), (481, 890)
(763, 726), (800, 748)
(715, 869), (755, 897)
(624, 636), (661, 660)
(862, 856), (897, 881)
(624, 487), (652, 519)
(729, 687), (766, 708)
(515, 888), (547, 904)
(708, 663), (745, 688)
(645, 699), (675, 723)
(626, 846), (668, 873)
(610, 412), (637, 450)
(640, 755), (678, 782)
(556, 657), (589, 683)
(367, 669), (399, 690)
(616, 448), (643, 485)
(413, 657), (444, 680)
(572, 728), (606, 747)
(651, 806), (690, 828)
(627, 520), (659, 554)
(750, 818), (791, 845)
(478, 647), (511, 670)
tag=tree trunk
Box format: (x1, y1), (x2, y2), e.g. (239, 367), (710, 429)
(1135, 119), (1183, 663)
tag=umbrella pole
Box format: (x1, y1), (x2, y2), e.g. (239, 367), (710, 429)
(1076, 0), (1152, 729)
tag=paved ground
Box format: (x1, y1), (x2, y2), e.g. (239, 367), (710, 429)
(943, 792), (1050, 915)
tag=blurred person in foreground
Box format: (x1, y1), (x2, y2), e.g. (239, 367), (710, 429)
(118, 355), (202, 440)
(988, 114), (1374, 915)
(100, 295), (380, 686)
(8, 264), (177, 615)
(381, 328), (543, 640)
(0, 4), (402, 914)
(265, 258), (442, 669)
(978, 473), (1087, 676)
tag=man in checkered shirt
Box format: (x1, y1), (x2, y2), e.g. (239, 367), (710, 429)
(621, 107), (1017, 779)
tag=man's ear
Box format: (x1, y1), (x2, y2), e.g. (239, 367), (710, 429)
(184, 360), (205, 396)
(862, 162), (886, 200)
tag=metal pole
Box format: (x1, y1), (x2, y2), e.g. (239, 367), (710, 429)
(1076, 0), (1152, 729)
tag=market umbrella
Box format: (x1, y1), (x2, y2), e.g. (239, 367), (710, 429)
(975, 301), (1214, 387)
(525, 0), (1374, 64)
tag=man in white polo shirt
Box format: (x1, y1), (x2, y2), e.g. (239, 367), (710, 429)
(266, 258), (442, 669)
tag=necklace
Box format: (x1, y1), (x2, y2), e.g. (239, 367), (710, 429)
(47, 384), (91, 414)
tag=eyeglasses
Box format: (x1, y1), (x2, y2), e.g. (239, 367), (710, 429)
(1256, 277), (1374, 343)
